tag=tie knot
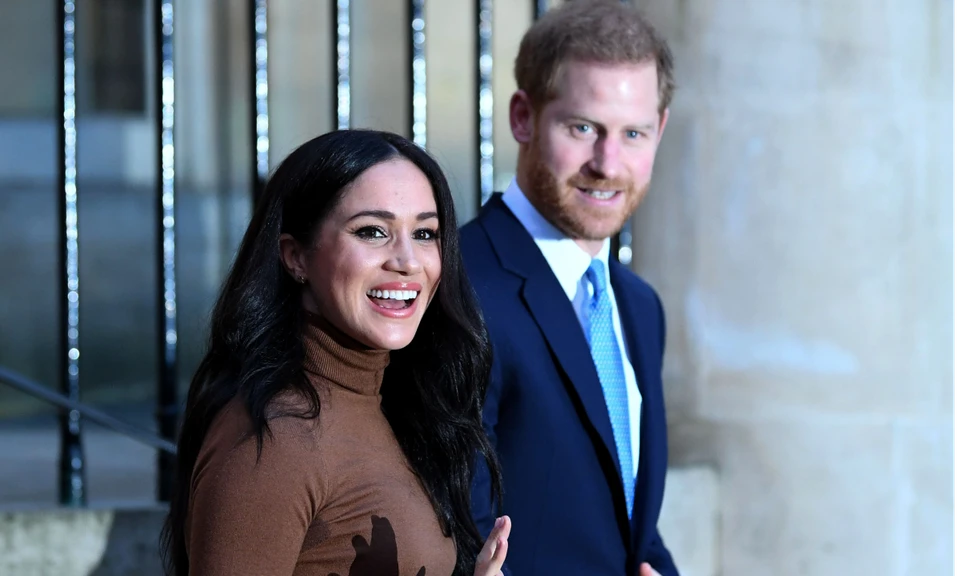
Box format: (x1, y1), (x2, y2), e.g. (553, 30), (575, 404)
(586, 258), (608, 298)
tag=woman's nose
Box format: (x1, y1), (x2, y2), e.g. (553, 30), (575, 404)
(385, 238), (422, 274)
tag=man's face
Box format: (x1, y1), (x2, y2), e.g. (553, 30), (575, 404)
(513, 60), (668, 253)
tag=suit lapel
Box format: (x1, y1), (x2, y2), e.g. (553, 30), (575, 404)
(520, 277), (620, 469)
(610, 262), (657, 542)
(479, 196), (620, 473)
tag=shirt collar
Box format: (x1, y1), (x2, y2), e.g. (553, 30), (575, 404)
(501, 178), (611, 302)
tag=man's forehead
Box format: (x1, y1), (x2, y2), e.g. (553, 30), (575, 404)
(544, 65), (660, 118)
(551, 60), (658, 96)
(555, 59), (658, 81)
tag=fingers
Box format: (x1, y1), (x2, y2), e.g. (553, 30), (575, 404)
(639, 563), (661, 576)
(475, 516), (511, 576)
(498, 515), (512, 541)
(490, 536), (508, 567)
(476, 521), (496, 562)
(478, 516), (508, 561)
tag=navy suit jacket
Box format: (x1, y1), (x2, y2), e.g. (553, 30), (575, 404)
(462, 195), (679, 576)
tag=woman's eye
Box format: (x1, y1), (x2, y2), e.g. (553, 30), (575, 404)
(414, 228), (439, 241)
(355, 226), (387, 239)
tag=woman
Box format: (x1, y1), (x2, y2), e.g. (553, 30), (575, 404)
(160, 129), (509, 575)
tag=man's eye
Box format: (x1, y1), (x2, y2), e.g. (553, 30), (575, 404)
(574, 124), (591, 133)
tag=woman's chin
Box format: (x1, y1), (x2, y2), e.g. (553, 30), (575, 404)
(369, 337), (416, 351)
(355, 324), (419, 351)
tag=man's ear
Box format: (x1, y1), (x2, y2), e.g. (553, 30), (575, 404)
(279, 233), (307, 282)
(509, 90), (536, 144)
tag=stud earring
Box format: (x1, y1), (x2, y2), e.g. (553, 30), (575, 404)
(297, 274), (306, 284)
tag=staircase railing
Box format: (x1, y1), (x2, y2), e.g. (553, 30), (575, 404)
(0, 365), (177, 507)
(0, 366), (177, 455)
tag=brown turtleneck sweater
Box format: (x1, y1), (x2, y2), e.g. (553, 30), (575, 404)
(184, 314), (457, 575)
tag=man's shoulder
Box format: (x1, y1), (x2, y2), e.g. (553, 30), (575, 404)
(458, 214), (492, 261)
(459, 213), (486, 243)
(611, 261), (663, 311)
(459, 214), (511, 295)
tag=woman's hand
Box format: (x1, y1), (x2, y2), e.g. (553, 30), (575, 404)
(474, 515), (511, 576)
(639, 562), (662, 576)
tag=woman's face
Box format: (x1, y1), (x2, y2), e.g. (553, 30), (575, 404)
(283, 158), (443, 350)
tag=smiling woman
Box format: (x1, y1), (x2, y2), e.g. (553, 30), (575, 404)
(160, 129), (510, 576)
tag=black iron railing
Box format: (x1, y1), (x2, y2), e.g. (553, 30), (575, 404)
(57, 0), (83, 507)
(0, 366), (177, 455)
(28, 0), (634, 508)
(251, 0), (270, 203)
(154, 0), (180, 504)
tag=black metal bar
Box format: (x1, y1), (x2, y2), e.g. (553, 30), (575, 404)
(534, 0), (549, 19)
(614, 0), (633, 264)
(251, 0), (269, 201)
(334, 0), (351, 130)
(409, 0), (426, 147)
(155, 0), (179, 503)
(613, 226), (631, 265)
(0, 367), (178, 455)
(58, 0), (85, 508)
(610, 233), (621, 264)
(476, 0), (493, 205)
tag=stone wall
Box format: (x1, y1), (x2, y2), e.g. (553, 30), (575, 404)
(633, 1), (953, 574)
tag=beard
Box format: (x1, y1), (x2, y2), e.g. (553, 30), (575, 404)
(522, 133), (648, 242)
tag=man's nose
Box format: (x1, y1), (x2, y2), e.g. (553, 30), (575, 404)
(587, 136), (624, 181)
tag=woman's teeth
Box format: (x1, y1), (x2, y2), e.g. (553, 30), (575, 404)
(366, 289), (418, 300)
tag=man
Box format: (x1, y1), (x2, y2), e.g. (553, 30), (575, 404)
(461, 2), (679, 575)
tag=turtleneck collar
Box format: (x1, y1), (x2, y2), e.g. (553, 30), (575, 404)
(301, 311), (390, 396)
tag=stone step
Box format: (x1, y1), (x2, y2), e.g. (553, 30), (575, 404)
(0, 507), (166, 576)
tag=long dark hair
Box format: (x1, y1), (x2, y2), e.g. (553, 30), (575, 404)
(160, 129), (502, 575)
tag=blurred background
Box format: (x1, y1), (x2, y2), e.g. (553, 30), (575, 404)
(0, 0), (953, 574)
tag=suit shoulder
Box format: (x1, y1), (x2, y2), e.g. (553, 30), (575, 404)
(613, 263), (668, 351)
(458, 216), (498, 271)
(459, 216), (485, 247)
(613, 263), (663, 308)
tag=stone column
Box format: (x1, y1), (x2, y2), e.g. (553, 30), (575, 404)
(633, 1), (953, 574)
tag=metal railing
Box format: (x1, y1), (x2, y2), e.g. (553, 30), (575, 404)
(0, 366), (177, 456)
(22, 0), (634, 508)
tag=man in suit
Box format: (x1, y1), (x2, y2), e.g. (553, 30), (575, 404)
(462, 2), (679, 575)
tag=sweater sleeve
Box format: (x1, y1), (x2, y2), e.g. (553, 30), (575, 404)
(186, 402), (326, 576)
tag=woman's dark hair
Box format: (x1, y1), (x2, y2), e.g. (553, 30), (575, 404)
(160, 129), (502, 575)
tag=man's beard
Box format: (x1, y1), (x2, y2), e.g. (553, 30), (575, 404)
(523, 134), (647, 242)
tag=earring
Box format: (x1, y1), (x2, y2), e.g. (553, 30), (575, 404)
(296, 274), (305, 284)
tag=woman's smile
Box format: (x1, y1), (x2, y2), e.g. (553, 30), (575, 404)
(365, 281), (423, 318)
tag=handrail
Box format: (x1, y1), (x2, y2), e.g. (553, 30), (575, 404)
(0, 366), (177, 455)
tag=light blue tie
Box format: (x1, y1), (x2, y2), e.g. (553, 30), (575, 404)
(585, 259), (635, 517)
